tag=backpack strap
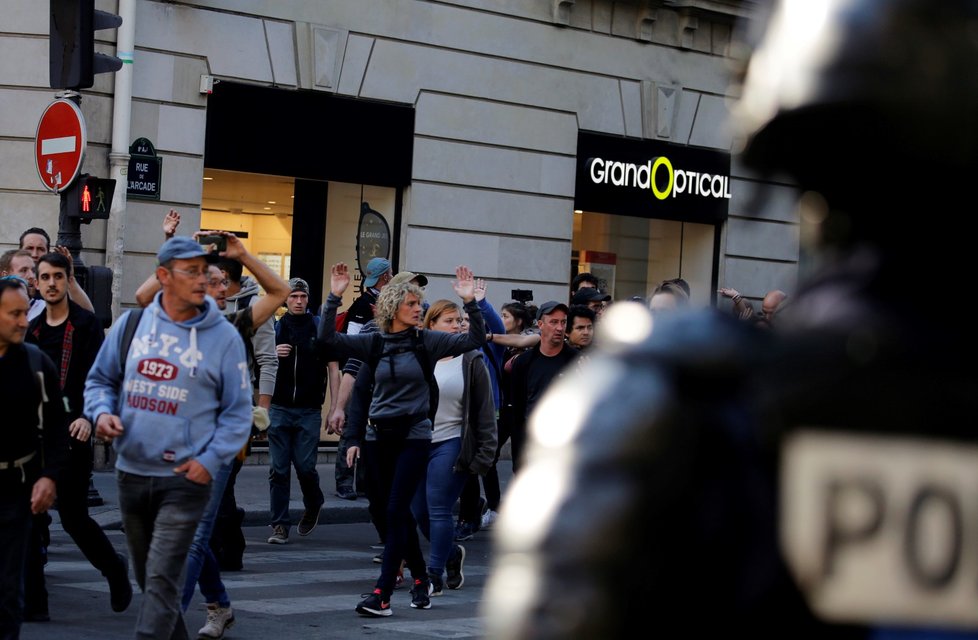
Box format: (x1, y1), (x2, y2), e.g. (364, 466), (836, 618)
(366, 332), (385, 376)
(410, 329), (439, 422)
(24, 342), (48, 468)
(119, 308), (144, 373)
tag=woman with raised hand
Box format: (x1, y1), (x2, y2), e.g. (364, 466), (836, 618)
(318, 263), (486, 617)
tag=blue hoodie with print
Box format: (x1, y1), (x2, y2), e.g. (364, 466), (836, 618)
(84, 292), (252, 479)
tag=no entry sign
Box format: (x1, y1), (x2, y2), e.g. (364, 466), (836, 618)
(35, 99), (87, 193)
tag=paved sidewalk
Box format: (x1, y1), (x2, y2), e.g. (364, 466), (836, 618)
(78, 452), (513, 532)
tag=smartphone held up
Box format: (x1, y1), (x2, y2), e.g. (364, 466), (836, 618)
(198, 233), (227, 253)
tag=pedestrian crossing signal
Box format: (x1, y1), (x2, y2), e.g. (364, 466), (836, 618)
(65, 174), (114, 220)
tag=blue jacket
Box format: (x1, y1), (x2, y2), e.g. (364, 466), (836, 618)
(84, 293), (253, 479)
(478, 298), (506, 410)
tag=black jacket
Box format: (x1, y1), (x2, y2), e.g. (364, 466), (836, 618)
(28, 299), (104, 422)
(271, 312), (328, 409)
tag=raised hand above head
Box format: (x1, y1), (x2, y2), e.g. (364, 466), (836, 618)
(163, 209), (181, 238)
(330, 262), (351, 297)
(221, 232), (246, 260)
(53, 245), (74, 278)
(474, 278), (487, 303)
(452, 265), (475, 302)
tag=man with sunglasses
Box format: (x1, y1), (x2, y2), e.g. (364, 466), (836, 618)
(84, 236), (253, 640)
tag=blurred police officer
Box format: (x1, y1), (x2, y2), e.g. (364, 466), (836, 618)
(484, 1), (978, 637)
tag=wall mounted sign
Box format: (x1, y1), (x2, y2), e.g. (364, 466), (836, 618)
(128, 137), (162, 200)
(356, 202), (391, 276)
(574, 131), (731, 224)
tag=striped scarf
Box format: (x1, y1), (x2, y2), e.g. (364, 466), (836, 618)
(31, 319), (73, 390)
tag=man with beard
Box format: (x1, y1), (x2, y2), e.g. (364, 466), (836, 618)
(23, 253), (132, 622)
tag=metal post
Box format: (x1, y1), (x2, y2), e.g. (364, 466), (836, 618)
(87, 474), (103, 507)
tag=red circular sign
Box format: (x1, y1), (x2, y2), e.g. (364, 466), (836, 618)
(35, 99), (87, 193)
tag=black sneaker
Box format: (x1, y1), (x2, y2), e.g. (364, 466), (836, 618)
(410, 579), (432, 609)
(446, 544), (465, 590)
(428, 571), (444, 597)
(454, 521), (476, 541)
(356, 589), (391, 617)
(297, 505), (322, 537)
(108, 552), (133, 613)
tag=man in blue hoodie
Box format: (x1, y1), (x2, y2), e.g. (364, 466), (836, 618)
(85, 236), (253, 640)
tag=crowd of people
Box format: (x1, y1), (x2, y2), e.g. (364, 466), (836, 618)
(0, 198), (787, 640)
(6, 0), (971, 637)
(0, 207), (783, 638)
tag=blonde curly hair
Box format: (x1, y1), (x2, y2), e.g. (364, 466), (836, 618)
(375, 282), (425, 332)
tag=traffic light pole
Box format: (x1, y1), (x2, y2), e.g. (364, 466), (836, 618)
(51, 93), (99, 505)
(47, 0), (126, 497)
(55, 92), (87, 275)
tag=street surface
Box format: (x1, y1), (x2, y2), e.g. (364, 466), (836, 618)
(24, 524), (491, 639)
(21, 464), (502, 639)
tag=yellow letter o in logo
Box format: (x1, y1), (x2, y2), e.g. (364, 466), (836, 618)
(650, 157), (673, 200)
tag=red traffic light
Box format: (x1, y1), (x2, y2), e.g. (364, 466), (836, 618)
(64, 174), (114, 220)
(82, 183), (92, 212)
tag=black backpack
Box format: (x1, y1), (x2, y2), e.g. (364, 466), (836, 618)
(118, 308), (144, 371)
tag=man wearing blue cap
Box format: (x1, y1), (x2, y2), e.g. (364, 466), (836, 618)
(85, 236), (253, 640)
(327, 257), (392, 500)
(343, 257), (391, 335)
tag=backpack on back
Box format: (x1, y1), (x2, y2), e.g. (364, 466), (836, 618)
(119, 308), (145, 372)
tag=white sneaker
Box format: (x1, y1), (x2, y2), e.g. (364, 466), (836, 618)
(267, 525), (288, 545)
(197, 603), (235, 639)
(480, 509), (498, 530)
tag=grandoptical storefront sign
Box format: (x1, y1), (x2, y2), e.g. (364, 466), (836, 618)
(575, 131), (731, 224)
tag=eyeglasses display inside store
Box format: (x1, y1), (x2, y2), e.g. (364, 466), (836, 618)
(200, 169), (296, 289)
(572, 210), (715, 308)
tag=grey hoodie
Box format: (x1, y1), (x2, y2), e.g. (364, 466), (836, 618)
(225, 276), (278, 397)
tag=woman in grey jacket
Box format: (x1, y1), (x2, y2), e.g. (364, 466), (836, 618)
(318, 263), (486, 617)
(410, 299), (497, 596)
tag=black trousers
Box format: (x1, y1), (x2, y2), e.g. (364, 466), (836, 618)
(458, 406), (522, 524)
(25, 442), (126, 615)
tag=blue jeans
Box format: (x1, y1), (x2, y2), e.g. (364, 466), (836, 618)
(0, 487), (31, 640)
(118, 471), (211, 640)
(364, 438), (430, 594)
(268, 406), (324, 528)
(411, 437), (468, 576)
(181, 462), (232, 610)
